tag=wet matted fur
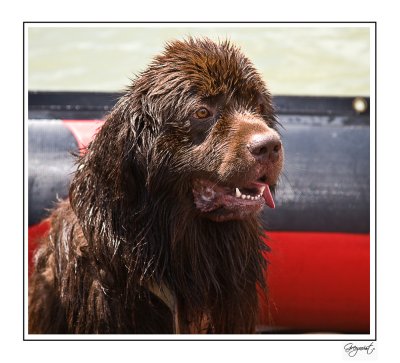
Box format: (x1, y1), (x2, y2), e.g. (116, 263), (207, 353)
(28, 38), (284, 334)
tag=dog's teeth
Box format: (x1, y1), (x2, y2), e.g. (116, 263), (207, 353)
(239, 192), (258, 200)
(260, 186), (266, 194)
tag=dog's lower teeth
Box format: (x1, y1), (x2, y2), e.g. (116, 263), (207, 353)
(236, 189), (260, 201)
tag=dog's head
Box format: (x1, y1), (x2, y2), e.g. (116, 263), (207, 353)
(73, 38), (283, 225)
(121, 38), (284, 222)
(130, 38), (284, 222)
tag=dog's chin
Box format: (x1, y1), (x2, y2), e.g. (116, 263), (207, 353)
(202, 205), (264, 222)
(192, 178), (276, 222)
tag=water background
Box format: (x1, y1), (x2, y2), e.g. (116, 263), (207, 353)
(28, 26), (370, 96)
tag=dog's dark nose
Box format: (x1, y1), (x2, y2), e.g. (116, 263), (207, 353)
(247, 134), (282, 163)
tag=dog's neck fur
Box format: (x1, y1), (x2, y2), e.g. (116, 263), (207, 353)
(140, 201), (267, 333)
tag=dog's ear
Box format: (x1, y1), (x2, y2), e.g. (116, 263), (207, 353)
(68, 90), (156, 255)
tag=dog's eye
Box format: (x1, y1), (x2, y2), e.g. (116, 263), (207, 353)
(194, 107), (211, 119)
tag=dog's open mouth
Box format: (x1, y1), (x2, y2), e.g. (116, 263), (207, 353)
(192, 178), (275, 221)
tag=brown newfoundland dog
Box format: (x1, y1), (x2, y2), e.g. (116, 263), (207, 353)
(28, 38), (283, 334)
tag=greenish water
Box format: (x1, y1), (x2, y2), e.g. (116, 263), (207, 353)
(28, 26), (370, 96)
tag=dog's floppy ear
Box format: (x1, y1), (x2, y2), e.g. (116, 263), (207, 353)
(68, 89), (156, 257)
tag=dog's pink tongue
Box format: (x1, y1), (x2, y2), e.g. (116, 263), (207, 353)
(263, 185), (275, 209)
